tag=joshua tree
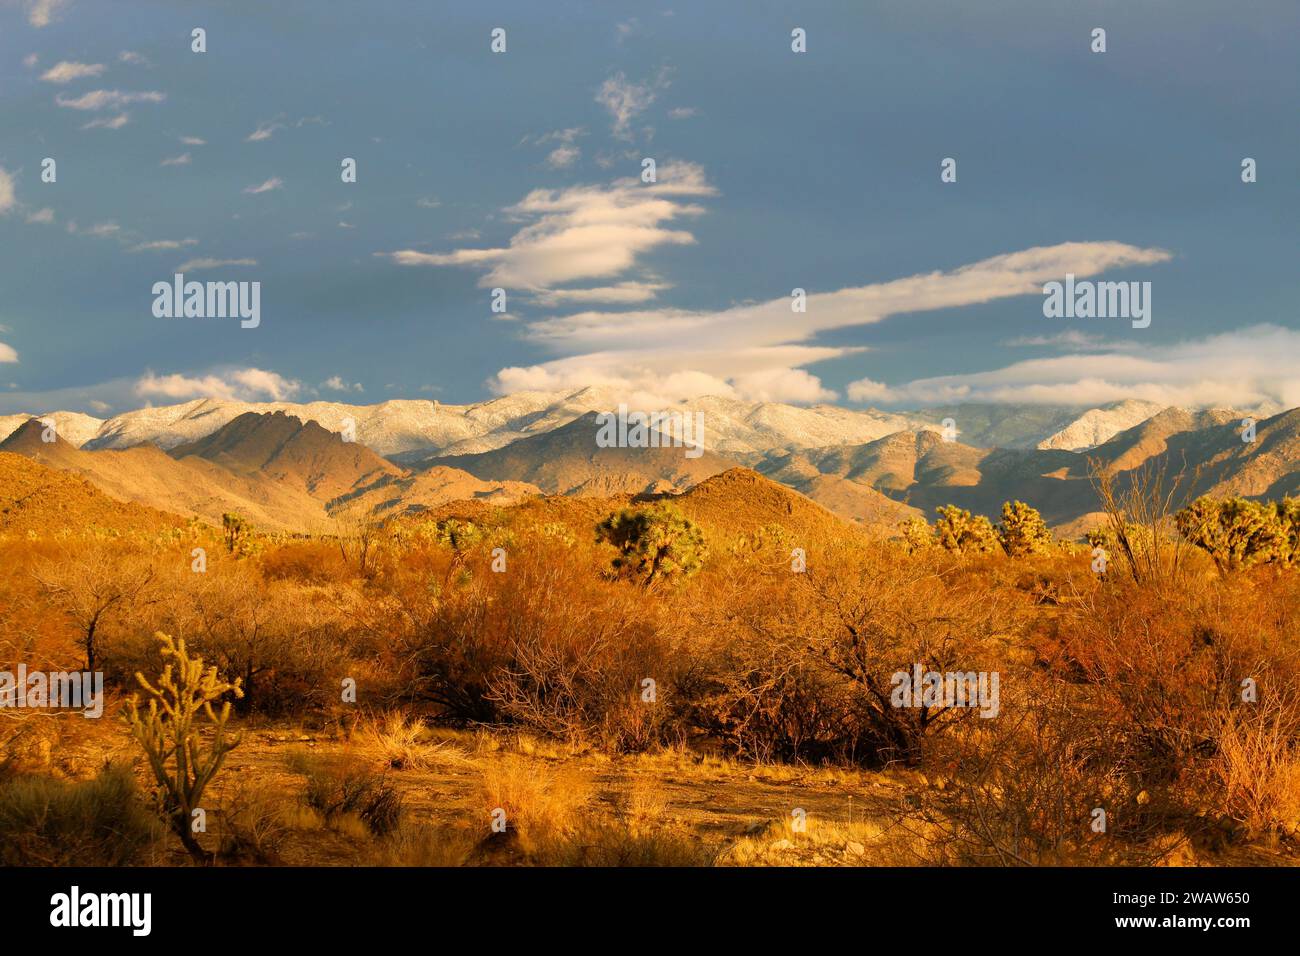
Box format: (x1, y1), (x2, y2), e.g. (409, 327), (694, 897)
(222, 512), (248, 554)
(997, 500), (1054, 557)
(596, 503), (708, 588)
(899, 515), (936, 554)
(933, 505), (999, 555)
(1175, 496), (1285, 574)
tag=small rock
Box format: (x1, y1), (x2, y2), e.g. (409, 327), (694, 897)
(846, 841), (866, 856)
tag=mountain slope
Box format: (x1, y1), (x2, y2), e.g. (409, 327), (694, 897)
(1, 417), (337, 532)
(170, 410), (401, 501)
(1036, 400), (1167, 451)
(421, 411), (736, 496)
(0, 450), (185, 535)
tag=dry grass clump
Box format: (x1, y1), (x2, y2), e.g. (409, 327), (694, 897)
(477, 753), (591, 856)
(717, 809), (924, 867)
(292, 753), (404, 837)
(356, 711), (472, 771)
(0, 764), (161, 866)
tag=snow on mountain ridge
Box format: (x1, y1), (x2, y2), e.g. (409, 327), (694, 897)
(3, 389), (1180, 459)
(1036, 400), (1175, 451)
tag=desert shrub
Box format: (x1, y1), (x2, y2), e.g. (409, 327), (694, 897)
(0, 764), (160, 866)
(921, 681), (1187, 866)
(997, 500), (1053, 557)
(217, 780), (292, 864)
(933, 506), (998, 555)
(1215, 701), (1300, 838)
(596, 503), (708, 588)
(298, 757), (403, 836)
(366, 822), (477, 866)
(360, 712), (440, 770)
(685, 542), (1006, 766)
(1052, 571), (1300, 842)
(485, 567), (681, 750)
(260, 539), (350, 584)
(398, 547), (683, 748)
(1089, 459), (1189, 586)
(34, 545), (157, 672)
(181, 569), (351, 715)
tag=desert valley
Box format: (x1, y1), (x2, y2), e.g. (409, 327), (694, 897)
(2, 390), (1299, 869)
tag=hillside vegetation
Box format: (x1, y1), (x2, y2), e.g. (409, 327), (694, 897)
(2, 457), (1298, 868)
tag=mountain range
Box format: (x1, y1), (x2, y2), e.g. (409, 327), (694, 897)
(1, 388), (1292, 537)
(0, 387), (1229, 460)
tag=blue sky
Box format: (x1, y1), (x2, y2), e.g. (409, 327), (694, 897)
(1, 0), (1297, 416)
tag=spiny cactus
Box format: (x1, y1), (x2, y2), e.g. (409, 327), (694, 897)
(124, 631), (243, 864)
(899, 515), (936, 554)
(933, 505), (999, 555)
(1175, 496), (1287, 574)
(997, 500), (1054, 557)
(596, 503), (708, 588)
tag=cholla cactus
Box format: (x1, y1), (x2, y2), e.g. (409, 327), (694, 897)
(1175, 496), (1286, 573)
(124, 632), (243, 864)
(933, 505), (999, 555)
(997, 500), (1054, 557)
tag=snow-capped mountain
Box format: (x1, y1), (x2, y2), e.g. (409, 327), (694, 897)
(0, 387), (1193, 460)
(1035, 400), (1169, 451)
(0, 411), (105, 449)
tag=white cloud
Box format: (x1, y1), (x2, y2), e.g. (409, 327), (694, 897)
(846, 324), (1300, 411)
(1002, 329), (1118, 349)
(668, 107), (698, 120)
(175, 257), (257, 271)
(160, 152), (191, 167)
(490, 240), (1173, 405)
(26, 207), (54, 224)
(40, 61), (105, 83)
(180, 135), (206, 146)
(25, 0), (68, 28)
(243, 177), (283, 194)
(119, 51), (149, 66)
(0, 341), (17, 363)
(135, 367), (301, 403)
(128, 238), (197, 252)
(377, 161), (714, 291)
(22, 53), (38, 69)
(246, 121), (283, 142)
(0, 169), (15, 216)
(531, 281), (669, 306)
(321, 376), (364, 393)
(546, 145), (581, 169)
(67, 220), (119, 238)
(596, 70), (668, 139)
(79, 113), (129, 130)
(416, 196), (441, 208)
(55, 89), (164, 110)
